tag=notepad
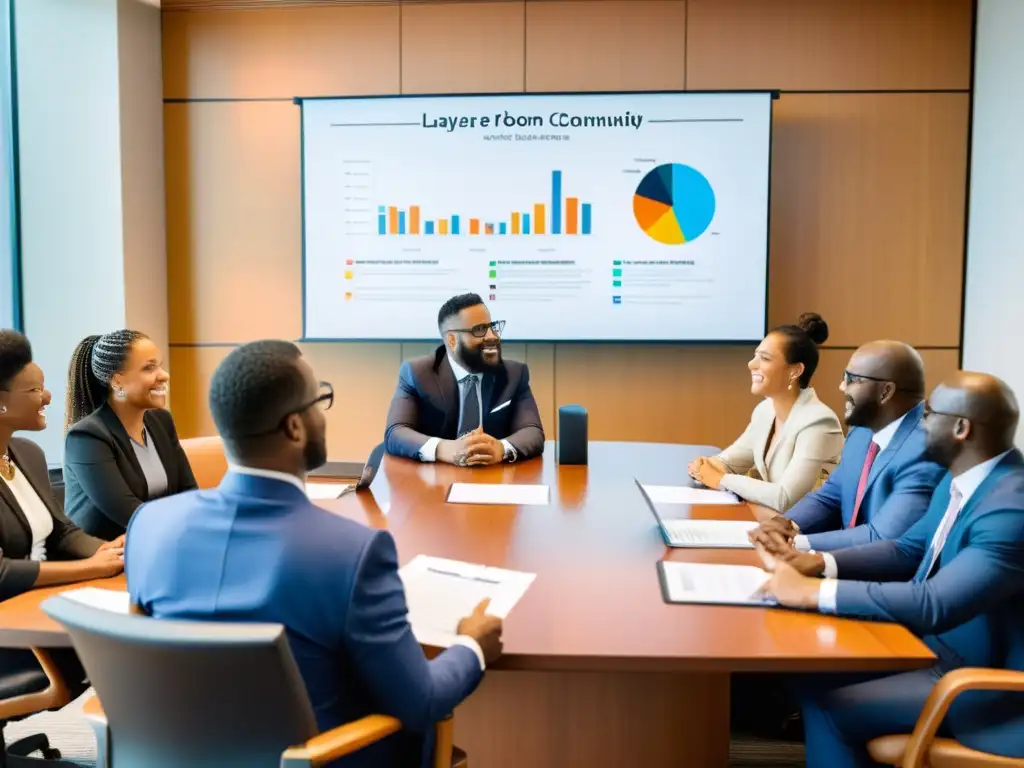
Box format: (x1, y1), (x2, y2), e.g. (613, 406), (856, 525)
(661, 519), (757, 548)
(643, 485), (741, 505)
(398, 555), (536, 648)
(446, 483), (550, 506)
(60, 587), (131, 614)
(657, 562), (775, 607)
(306, 482), (352, 500)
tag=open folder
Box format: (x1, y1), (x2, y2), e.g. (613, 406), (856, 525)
(398, 555), (536, 648)
(657, 561), (776, 607)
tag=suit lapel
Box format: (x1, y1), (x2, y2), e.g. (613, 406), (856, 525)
(863, 404), (923, 493)
(7, 441), (59, 520)
(0, 464), (31, 539)
(99, 405), (149, 498)
(765, 388), (812, 467)
(433, 353), (460, 439)
(841, 430), (872, 515)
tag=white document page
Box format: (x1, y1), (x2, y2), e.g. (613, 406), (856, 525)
(643, 484), (740, 505)
(447, 483), (550, 506)
(398, 555), (536, 648)
(306, 482), (352, 500)
(660, 562), (774, 606)
(60, 587), (131, 614)
(661, 519), (757, 548)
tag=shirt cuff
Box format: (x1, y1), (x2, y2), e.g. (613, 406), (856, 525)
(822, 552), (838, 579)
(818, 578), (839, 613)
(794, 535), (810, 551)
(452, 636), (486, 671)
(418, 437), (440, 463)
(501, 440), (517, 462)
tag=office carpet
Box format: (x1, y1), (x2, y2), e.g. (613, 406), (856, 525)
(5, 692), (806, 767)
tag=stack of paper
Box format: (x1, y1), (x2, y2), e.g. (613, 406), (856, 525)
(306, 482), (353, 500)
(661, 519), (757, 548)
(446, 483), (550, 506)
(658, 561), (775, 607)
(60, 587), (131, 613)
(398, 555), (536, 647)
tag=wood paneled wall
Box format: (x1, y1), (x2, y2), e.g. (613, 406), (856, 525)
(162, 0), (973, 460)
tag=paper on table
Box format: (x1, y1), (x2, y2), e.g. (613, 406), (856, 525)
(398, 555), (536, 648)
(659, 562), (774, 606)
(60, 587), (131, 614)
(643, 485), (740, 505)
(661, 519), (757, 548)
(447, 483), (549, 506)
(306, 482), (352, 500)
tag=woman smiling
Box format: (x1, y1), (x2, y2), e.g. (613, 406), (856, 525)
(62, 330), (197, 540)
(688, 313), (843, 512)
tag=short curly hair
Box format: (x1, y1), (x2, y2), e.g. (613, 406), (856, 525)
(0, 329), (33, 391)
(209, 340), (309, 449)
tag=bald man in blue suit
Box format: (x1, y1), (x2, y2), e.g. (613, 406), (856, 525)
(761, 373), (1024, 766)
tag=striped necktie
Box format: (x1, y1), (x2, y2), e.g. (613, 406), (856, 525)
(457, 375), (481, 437)
(915, 485), (963, 582)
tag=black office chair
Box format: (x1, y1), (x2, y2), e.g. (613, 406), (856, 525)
(0, 648), (77, 767)
(41, 596), (463, 767)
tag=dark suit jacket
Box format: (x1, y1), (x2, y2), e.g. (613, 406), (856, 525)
(126, 472), (483, 768)
(64, 404), (198, 541)
(831, 451), (1024, 754)
(787, 403), (944, 550)
(0, 437), (104, 600)
(385, 346), (545, 460)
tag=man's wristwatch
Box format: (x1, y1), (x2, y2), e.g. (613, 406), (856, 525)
(504, 443), (518, 463)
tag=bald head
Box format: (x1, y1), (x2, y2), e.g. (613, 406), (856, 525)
(848, 341), (926, 396)
(929, 372), (1019, 450)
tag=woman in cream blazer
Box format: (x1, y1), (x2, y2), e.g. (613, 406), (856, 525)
(689, 314), (844, 512)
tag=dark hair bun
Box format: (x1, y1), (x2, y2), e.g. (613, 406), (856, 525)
(797, 312), (829, 346)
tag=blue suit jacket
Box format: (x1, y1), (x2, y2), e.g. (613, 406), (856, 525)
(125, 472), (483, 768)
(786, 403), (944, 551)
(831, 451), (1024, 753)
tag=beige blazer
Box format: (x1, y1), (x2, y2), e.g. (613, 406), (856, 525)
(714, 387), (844, 512)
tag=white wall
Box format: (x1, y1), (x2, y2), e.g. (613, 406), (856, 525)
(962, 0), (1024, 442)
(14, 0), (166, 462)
(0, 3), (14, 330)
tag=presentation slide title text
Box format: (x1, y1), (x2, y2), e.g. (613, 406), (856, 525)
(422, 111), (644, 132)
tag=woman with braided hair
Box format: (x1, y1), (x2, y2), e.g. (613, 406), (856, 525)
(63, 330), (197, 540)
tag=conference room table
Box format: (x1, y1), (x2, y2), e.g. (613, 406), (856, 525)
(0, 441), (935, 767)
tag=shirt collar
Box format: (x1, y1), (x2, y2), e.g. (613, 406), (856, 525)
(951, 449), (1013, 508)
(448, 355), (476, 383)
(227, 464), (306, 494)
(872, 412), (907, 452)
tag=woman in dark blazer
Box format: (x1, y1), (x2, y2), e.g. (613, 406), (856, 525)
(63, 330), (197, 540)
(0, 330), (124, 602)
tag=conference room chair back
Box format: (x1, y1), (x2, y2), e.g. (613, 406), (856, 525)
(179, 436), (228, 490)
(39, 596), (413, 767)
(0, 648), (73, 766)
(867, 667), (1024, 767)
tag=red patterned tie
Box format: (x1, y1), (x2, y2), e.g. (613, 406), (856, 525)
(849, 441), (880, 528)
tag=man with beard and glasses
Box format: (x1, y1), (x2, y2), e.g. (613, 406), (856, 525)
(125, 340), (503, 768)
(385, 293), (545, 465)
(750, 341), (944, 564)
(757, 372), (1024, 765)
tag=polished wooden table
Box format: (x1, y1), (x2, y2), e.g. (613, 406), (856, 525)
(0, 441), (934, 767)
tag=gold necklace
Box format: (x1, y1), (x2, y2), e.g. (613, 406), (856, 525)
(0, 452), (13, 482)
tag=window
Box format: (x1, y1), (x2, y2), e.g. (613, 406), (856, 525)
(0, 1), (17, 330)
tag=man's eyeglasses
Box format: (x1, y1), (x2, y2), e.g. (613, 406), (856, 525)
(243, 381), (333, 438)
(450, 320), (505, 338)
(842, 370), (922, 396)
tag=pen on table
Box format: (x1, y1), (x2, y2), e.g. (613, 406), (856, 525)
(427, 566), (501, 585)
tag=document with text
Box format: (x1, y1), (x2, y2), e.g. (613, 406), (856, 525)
(658, 562), (775, 607)
(61, 587), (131, 614)
(661, 519), (757, 548)
(399, 555), (536, 648)
(447, 483), (550, 506)
(642, 485), (741, 505)
(306, 482), (352, 500)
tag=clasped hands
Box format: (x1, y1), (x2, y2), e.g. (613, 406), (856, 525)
(748, 516), (825, 610)
(686, 456), (726, 489)
(438, 426), (505, 467)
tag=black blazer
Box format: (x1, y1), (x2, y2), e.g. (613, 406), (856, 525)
(63, 404), (198, 541)
(384, 345), (545, 461)
(0, 437), (103, 600)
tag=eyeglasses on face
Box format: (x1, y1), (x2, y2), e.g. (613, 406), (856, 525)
(842, 370), (892, 386)
(450, 320), (505, 338)
(242, 381), (334, 438)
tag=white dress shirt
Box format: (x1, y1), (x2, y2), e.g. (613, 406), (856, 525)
(2, 462), (54, 561)
(418, 355), (516, 463)
(795, 412), (908, 563)
(817, 449), (1011, 612)
(227, 464), (487, 669)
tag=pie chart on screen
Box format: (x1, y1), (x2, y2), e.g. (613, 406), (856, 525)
(633, 163), (716, 245)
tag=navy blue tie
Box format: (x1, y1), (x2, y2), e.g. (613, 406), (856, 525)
(458, 376), (480, 436)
